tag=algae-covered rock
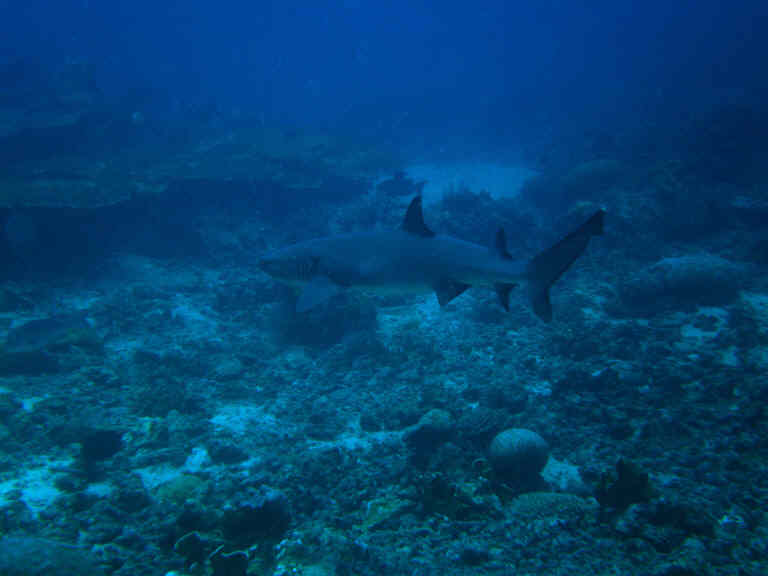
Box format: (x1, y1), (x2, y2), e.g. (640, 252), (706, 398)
(156, 474), (209, 506)
(80, 428), (124, 464)
(360, 495), (412, 531)
(596, 459), (654, 511)
(403, 408), (454, 448)
(0, 348), (61, 375)
(174, 531), (208, 568)
(542, 457), (590, 495)
(0, 286), (33, 313)
(3, 313), (101, 354)
(0, 536), (104, 575)
(0, 312), (102, 374)
(520, 159), (624, 208)
(209, 545), (249, 576)
(618, 253), (750, 313)
(418, 474), (497, 521)
(221, 488), (291, 545)
(0, 120), (393, 209)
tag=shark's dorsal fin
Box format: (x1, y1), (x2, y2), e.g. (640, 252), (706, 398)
(494, 228), (512, 259)
(402, 196), (435, 237)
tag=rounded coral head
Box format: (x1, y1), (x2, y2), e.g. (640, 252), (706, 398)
(489, 428), (549, 481)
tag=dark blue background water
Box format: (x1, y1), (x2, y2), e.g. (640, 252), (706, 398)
(4, 0), (766, 153)
(3, 3), (768, 575)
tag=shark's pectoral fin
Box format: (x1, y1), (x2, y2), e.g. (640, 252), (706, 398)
(358, 257), (385, 279)
(296, 276), (340, 313)
(434, 279), (471, 307)
(495, 283), (518, 311)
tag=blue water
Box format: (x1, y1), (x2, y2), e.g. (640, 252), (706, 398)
(0, 1), (767, 574)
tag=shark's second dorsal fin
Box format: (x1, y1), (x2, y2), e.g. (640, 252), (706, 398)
(402, 196), (434, 237)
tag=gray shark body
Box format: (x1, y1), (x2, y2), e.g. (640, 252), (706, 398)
(259, 197), (604, 321)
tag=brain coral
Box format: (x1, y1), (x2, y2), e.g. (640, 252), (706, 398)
(489, 428), (549, 482)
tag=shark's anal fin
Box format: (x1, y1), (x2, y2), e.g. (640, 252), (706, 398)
(296, 276), (340, 313)
(495, 283), (518, 311)
(434, 279), (471, 307)
(402, 196), (435, 237)
(526, 209), (605, 322)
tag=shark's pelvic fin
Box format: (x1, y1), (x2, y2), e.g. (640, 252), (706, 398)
(402, 196), (435, 237)
(526, 210), (605, 322)
(494, 230), (517, 311)
(296, 275), (340, 313)
(434, 278), (471, 307)
(495, 283), (518, 311)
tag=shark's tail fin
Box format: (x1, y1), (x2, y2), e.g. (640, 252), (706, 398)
(526, 210), (605, 322)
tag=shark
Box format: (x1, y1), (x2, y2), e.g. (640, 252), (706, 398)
(259, 196), (604, 321)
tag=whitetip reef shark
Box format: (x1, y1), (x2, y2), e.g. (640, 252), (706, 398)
(259, 196), (604, 321)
